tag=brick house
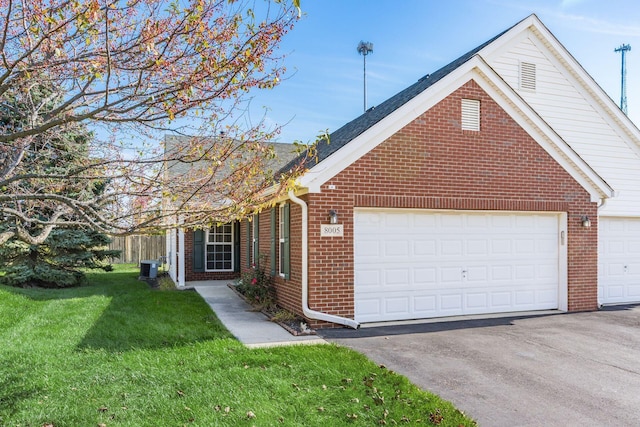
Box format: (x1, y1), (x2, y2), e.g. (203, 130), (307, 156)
(170, 14), (640, 328)
(164, 137), (299, 286)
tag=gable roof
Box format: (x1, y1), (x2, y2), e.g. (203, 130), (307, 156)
(281, 14), (614, 202)
(278, 23), (515, 174)
(165, 135), (299, 178)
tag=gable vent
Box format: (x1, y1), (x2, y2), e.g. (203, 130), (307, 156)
(461, 98), (480, 131)
(520, 62), (536, 91)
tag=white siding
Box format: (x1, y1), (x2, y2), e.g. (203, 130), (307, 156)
(488, 34), (640, 216)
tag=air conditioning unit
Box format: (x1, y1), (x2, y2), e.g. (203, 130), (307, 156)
(139, 260), (159, 279)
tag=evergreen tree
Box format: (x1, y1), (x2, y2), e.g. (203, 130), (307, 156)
(0, 84), (120, 287)
(0, 229), (120, 288)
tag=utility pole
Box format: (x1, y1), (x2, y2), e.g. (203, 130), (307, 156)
(615, 44), (631, 115)
(357, 41), (373, 112)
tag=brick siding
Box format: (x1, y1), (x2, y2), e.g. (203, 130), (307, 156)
(253, 80), (599, 327)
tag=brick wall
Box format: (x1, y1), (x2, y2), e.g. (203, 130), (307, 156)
(298, 80), (598, 327)
(238, 208), (306, 318)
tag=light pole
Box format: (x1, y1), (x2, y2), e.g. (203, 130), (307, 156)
(357, 41), (373, 112)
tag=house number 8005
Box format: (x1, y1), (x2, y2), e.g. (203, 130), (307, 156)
(320, 224), (344, 237)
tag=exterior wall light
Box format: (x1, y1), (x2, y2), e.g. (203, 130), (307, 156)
(581, 215), (591, 228)
(329, 210), (338, 224)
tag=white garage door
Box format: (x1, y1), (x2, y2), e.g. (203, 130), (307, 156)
(598, 217), (640, 305)
(354, 209), (561, 323)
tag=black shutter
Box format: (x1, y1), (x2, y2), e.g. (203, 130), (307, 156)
(193, 229), (205, 273)
(246, 218), (251, 268)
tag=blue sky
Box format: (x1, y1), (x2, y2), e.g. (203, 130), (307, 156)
(247, 0), (640, 144)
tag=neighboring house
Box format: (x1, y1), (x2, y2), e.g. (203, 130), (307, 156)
(173, 14), (640, 328)
(163, 135), (299, 286)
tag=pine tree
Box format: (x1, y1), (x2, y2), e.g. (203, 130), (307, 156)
(0, 229), (120, 287)
(0, 84), (121, 287)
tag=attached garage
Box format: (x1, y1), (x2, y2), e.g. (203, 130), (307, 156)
(598, 217), (640, 305)
(354, 209), (566, 323)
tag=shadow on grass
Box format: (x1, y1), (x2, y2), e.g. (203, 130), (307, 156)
(1, 269), (234, 353)
(0, 373), (40, 419)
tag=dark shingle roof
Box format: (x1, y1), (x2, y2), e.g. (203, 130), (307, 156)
(279, 23), (514, 175)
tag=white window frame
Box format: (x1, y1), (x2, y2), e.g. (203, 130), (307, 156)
(279, 204), (285, 277)
(252, 213), (259, 266)
(205, 223), (234, 272)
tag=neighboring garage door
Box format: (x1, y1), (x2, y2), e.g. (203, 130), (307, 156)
(354, 209), (561, 323)
(598, 217), (640, 305)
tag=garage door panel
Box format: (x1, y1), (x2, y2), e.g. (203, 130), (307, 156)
(355, 240), (380, 257)
(355, 210), (560, 322)
(599, 217), (640, 305)
(385, 240), (409, 257)
(413, 268), (436, 284)
(491, 292), (512, 307)
(414, 296), (437, 312)
(466, 293), (488, 309)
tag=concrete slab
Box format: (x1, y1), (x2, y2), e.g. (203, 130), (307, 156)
(190, 281), (326, 348)
(320, 306), (640, 426)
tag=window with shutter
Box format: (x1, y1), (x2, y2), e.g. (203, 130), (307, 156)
(279, 203), (290, 279)
(252, 213), (259, 267)
(205, 224), (234, 271)
(270, 208), (276, 276)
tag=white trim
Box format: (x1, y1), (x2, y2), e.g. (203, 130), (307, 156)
(470, 59), (612, 202)
(204, 224), (235, 272)
(353, 207), (568, 320)
(167, 228), (177, 283)
(558, 212), (568, 312)
(299, 56), (612, 202)
(278, 202), (285, 278)
(288, 190), (359, 328)
(252, 213), (259, 266)
(178, 226), (185, 287)
(482, 14), (640, 157)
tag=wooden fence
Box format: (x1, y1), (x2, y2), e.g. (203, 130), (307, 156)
(108, 235), (166, 264)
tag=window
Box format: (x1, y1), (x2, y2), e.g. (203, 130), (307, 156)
(520, 62), (536, 91)
(461, 98), (480, 131)
(270, 208), (276, 276)
(206, 224), (234, 271)
(252, 213), (259, 267)
(279, 203), (290, 279)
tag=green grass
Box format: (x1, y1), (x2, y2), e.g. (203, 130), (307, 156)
(0, 265), (476, 426)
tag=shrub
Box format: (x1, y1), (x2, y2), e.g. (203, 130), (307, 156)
(236, 264), (275, 308)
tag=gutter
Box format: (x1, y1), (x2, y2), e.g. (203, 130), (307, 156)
(288, 190), (360, 329)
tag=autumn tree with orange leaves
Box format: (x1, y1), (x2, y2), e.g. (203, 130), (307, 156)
(0, 0), (304, 245)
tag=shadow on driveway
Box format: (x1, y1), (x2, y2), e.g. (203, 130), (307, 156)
(320, 306), (640, 427)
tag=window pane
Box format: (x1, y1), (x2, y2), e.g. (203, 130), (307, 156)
(205, 223), (234, 271)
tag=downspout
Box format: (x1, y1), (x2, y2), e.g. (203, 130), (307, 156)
(597, 197), (607, 210)
(288, 190), (360, 329)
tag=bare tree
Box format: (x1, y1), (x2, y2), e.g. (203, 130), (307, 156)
(0, 0), (304, 245)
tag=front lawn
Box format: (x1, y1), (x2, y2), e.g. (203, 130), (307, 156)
(0, 265), (475, 426)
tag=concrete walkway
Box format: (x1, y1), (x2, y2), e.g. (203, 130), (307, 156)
(189, 280), (326, 348)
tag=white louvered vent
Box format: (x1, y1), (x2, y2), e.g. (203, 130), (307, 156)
(520, 62), (536, 91)
(461, 99), (480, 131)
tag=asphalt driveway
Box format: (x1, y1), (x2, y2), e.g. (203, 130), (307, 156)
(320, 306), (640, 426)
